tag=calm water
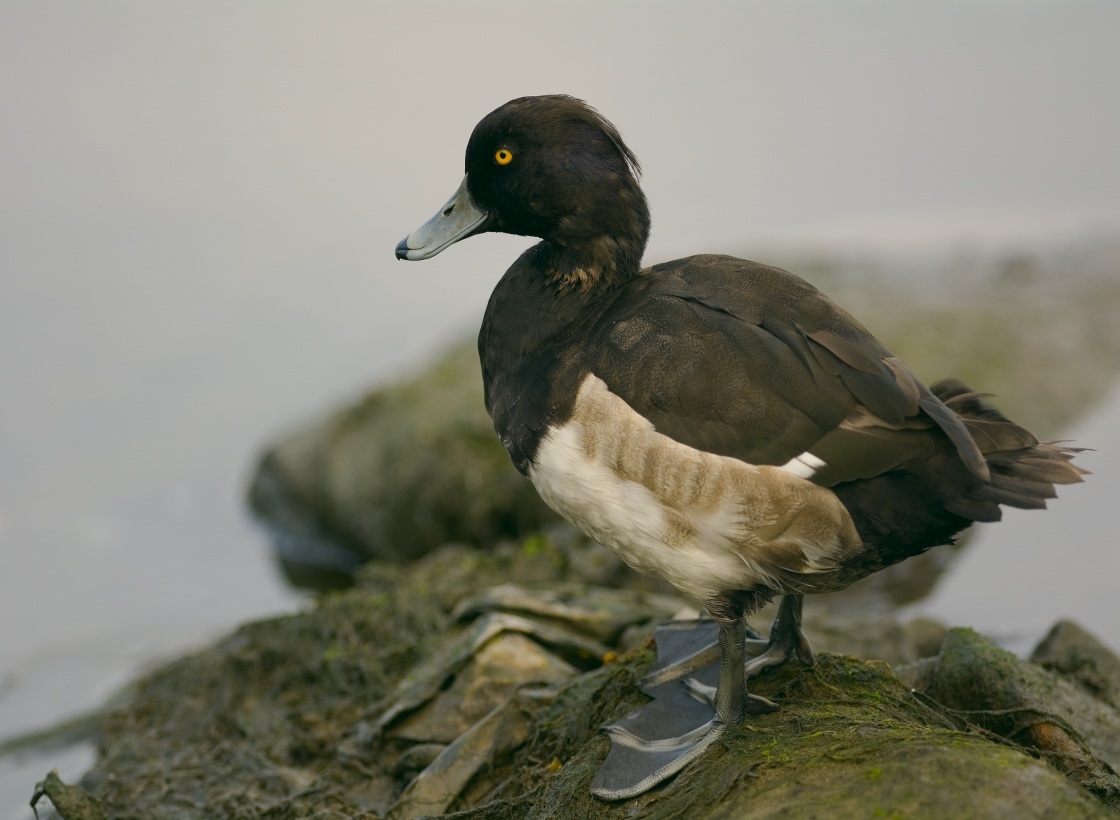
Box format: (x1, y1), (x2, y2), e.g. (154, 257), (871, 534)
(3, 3), (1120, 814)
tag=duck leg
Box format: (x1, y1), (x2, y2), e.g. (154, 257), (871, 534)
(637, 594), (811, 704)
(747, 594), (814, 673)
(681, 595), (813, 707)
(680, 591), (815, 707)
(638, 618), (767, 690)
(590, 606), (777, 800)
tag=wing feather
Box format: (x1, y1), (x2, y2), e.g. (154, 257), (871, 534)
(576, 255), (980, 484)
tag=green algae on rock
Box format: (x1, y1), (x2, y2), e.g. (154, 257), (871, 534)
(33, 542), (1119, 819)
(486, 654), (1111, 820)
(914, 627), (1120, 811)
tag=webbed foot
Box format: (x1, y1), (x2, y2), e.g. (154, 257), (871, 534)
(592, 619), (726, 800)
(591, 597), (812, 800)
(592, 612), (771, 799)
(591, 715), (728, 800)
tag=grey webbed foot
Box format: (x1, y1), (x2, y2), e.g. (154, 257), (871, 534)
(592, 619), (727, 800)
(592, 716), (728, 800)
(592, 614), (764, 800)
(637, 618), (765, 691)
(591, 597), (812, 800)
(681, 677), (778, 714)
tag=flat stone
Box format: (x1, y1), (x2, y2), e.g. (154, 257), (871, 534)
(376, 610), (608, 737)
(390, 699), (534, 819)
(451, 583), (686, 644)
(390, 632), (575, 743)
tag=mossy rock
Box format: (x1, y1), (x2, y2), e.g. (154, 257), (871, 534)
(36, 545), (1116, 819)
(916, 627), (1120, 810)
(459, 654), (1109, 819)
(248, 342), (559, 571)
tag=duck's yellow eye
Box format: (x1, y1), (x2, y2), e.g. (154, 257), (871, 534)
(494, 148), (514, 166)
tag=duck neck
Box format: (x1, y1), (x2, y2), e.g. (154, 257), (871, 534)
(538, 183), (651, 292)
(537, 233), (646, 292)
(479, 184), (650, 464)
(480, 241), (633, 474)
(497, 238), (632, 355)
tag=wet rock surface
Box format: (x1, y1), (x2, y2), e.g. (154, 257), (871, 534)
(1032, 620), (1120, 712)
(909, 627), (1120, 810)
(31, 539), (1120, 819)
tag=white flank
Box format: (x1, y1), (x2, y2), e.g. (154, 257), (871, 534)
(528, 375), (861, 606)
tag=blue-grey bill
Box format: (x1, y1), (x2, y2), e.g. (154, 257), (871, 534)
(396, 175), (487, 260)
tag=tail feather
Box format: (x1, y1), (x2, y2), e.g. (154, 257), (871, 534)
(934, 378), (1087, 517)
(958, 419), (1038, 454)
(834, 377), (1086, 573)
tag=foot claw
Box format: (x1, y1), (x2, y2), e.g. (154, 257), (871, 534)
(745, 692), (779, 715)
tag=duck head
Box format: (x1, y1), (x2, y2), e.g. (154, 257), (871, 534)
(396, 95), (650, 279)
